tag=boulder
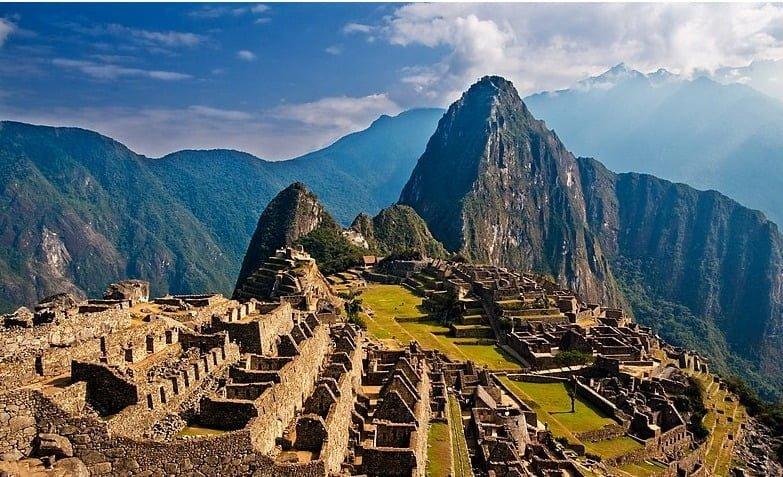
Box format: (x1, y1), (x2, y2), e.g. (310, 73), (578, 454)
(104, 280), (150, 303)
(53, 457), (88, 477)
(36, 433), (74, 459)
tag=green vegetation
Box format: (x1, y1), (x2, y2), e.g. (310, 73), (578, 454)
(723, 375), (783, 437)
(448, 394), (472, 477)
(614, 255), (781, 400)
(344, 296), (367, 330)
(553, 350), (595, 367)
(616, 460), (667, 476)
(584, 436), (642, 459)
(0, 110), (443, 311)
(689, 371), (746, 474)
(501, 379), (615, 435)
(296, 217), (364, 276)
(356, 204), (447, 258)
(426, 422), (452, 477)
(360, 284), (520, 370)
(177, 425), (226, 437)
(500, 376), (648, 463)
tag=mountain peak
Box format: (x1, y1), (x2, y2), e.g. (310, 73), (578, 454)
(464, 75), (522, 103)
(233, 181), (330, 295)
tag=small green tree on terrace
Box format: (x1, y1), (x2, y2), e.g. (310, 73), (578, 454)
(344, 297), (366, 329)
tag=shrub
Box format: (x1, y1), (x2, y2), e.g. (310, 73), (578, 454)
(553, 350), (595, 367)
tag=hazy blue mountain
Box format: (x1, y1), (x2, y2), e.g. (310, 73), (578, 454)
(525, 64), (783, 225)
(145, 107), (443, 266)
(0, 108), (443, 308)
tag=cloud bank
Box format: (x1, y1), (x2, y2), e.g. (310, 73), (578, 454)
(363, 3), (783, 103)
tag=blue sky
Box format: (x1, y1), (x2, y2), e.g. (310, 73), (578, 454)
(1, 3), (782, 158)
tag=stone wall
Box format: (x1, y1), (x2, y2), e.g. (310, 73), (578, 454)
(0, 309), (132, 391)
(242, 321), (332, 455)
(71, 361), (139, 416)
(107, 341), (240, 438)
(0, 388), (335, 476)
(314, 331), (363, 473)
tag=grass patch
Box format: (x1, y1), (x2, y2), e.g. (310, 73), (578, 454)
(585, 436), (642, 459)
(502, 379), (615, 434)
(448, 394), (472, 477)
(177, 425), (226, 437)
(426, 422), (452, 477)
(361, 284), (521, 370)
(617, 460), (667, 477)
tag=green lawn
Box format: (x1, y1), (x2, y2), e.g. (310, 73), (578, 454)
(360, 284), (521, 370)
(501, 379), (615, 434)
(448, 394), (473, 477)
(177, 425), (226, 437)
(426, 422), (452, 477)
(585, 436), (643, 459)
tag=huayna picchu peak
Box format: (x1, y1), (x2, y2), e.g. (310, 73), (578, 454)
(399, 74), (624, 308)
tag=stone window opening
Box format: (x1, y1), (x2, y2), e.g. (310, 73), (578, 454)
(100, 336), (107, 354)
(147, 394), (154, 410)
(160, 387), (167, 404)
(146, 335), (155, 353)
(35, 355), (44, 376)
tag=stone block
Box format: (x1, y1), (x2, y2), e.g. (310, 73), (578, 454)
(37, 433), (74, 458)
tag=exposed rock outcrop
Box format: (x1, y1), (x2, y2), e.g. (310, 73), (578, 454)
(399, 75), (623, 306)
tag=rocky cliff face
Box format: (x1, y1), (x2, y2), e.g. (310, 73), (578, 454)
(350, 205), (446, 258)
(399, 76), (622, 306)
(399, 75), (783, 397)
(233, 182), (329, 294)
(579, 158), (783, 396)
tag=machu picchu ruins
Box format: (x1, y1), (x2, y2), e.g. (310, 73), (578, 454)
(2, 62), (783, 477)
(0, 241), (775, 476)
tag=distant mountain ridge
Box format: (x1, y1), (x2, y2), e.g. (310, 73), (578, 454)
(0, 108), (443, 308)
(525, 64), (783, 227)
(399, 75), (783, 398)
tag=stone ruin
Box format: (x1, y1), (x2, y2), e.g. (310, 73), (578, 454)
(0, 250), (766, 476)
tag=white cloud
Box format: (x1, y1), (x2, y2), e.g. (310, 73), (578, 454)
(343, 23), (373, 34)
(272, 93), (401, 130)
(66, 22), (205, 51)
(367, 3), (783, 104)
(0, 18), (16, 47)
(53, 58), (191, 81)
(236, 50), (256, 61)
(189, 4), (269, 19)
(325, 45), (342, 55)
(0, 92), (402, 159)
(714, 59), (783, 100)
(188, 105), (252, 121)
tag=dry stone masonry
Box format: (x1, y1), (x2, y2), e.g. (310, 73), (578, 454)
(0, 249), (771, 476)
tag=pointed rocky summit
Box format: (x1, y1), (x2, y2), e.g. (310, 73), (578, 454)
(399, 75), (623, 305)
(233, 182), (331, 296)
